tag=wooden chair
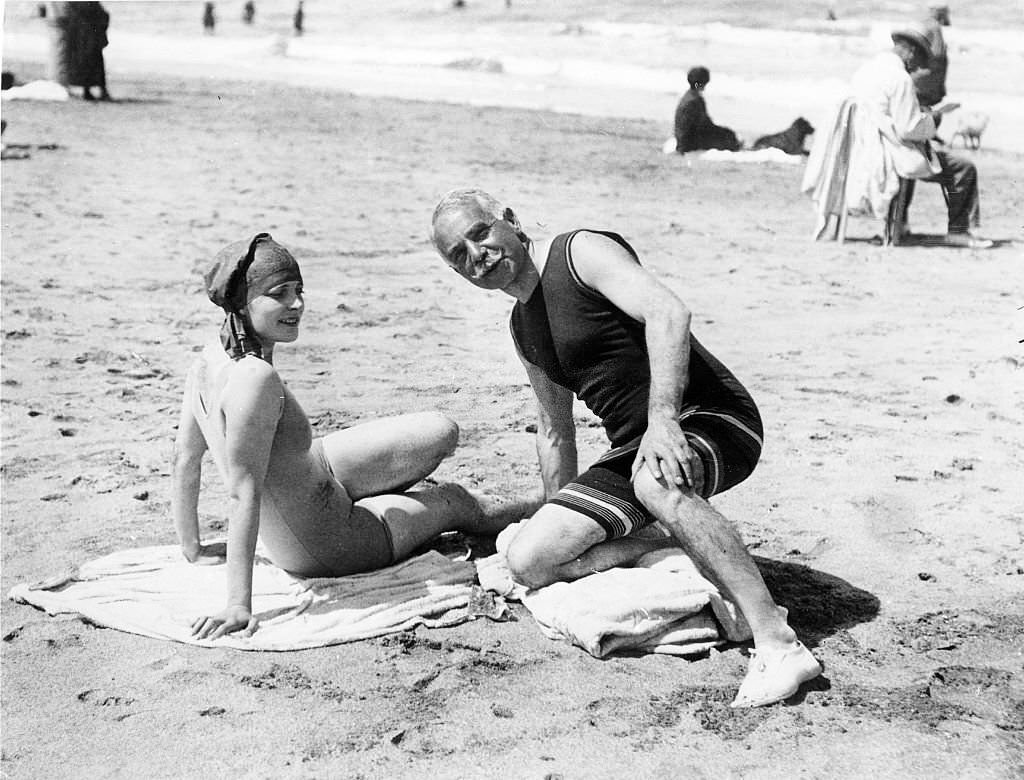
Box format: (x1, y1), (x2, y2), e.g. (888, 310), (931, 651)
(882, 178), (915, 246)
(816, 173), (915, 246)
(883, 177), (951, 246)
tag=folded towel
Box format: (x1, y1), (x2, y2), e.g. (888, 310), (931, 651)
(8, 545), (478, 651)
(659, 138), (803, 165)
(476, 523), (751, 658)
(695, 148), (804, 165)
(1, 80), (70, 102)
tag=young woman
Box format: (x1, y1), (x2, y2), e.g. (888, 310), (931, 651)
(173, 233), (531, 640)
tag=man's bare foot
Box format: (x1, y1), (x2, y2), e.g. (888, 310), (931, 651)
(730, 641), (822, 708)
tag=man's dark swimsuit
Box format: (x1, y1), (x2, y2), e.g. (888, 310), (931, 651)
(511, 230), (763, 539)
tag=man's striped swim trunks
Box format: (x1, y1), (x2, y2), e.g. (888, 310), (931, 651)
(548, 407), (764, 540)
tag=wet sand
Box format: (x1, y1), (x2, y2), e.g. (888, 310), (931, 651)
(2, 45), (1023, 780)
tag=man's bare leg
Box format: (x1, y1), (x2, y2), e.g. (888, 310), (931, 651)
(633, 469), (821, 707)
(504, 503), (671, 589)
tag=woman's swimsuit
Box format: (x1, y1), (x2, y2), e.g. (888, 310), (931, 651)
(186, 344), (393, 577)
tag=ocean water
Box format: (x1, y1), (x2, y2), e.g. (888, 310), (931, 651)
(3, 0), (1023, 152)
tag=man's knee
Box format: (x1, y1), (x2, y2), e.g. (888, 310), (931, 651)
(633, 468), (699, 519)
(504, 506), (606, 590)
(505, 537), (559, 590)
(940, 151), (977, 181)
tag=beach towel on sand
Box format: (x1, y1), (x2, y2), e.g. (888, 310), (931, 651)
(8, 546), (479, 651)
(476, 523), (752, 658)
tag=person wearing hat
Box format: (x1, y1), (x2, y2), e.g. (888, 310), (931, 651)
(913, 5), (950, 108)
(848, 23), (992, 248)
(673, 66), (742, 154)
(174, 233), (536, 640)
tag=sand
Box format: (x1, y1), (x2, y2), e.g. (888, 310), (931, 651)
(2, 16), (1024, 780)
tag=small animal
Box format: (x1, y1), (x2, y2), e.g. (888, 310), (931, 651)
(752, 117), (815, 156)
(951, 111), (989, 150)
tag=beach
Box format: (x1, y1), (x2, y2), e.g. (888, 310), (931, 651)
(2, 2), (1024, 778)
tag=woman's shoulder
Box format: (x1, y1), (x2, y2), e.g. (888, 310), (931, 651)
(216, 356), (287, 424)
(224, 355), (282, 391)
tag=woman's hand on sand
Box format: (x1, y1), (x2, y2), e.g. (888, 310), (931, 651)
(191, 606), (257, 640)
(183, 542), (227, 565)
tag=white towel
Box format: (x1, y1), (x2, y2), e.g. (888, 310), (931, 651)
(694, 148), (804, 165)
(8, 545), (479, 650)
(661, 138), (803, 165)
(1, 80), (70, 102)
(477, 523), (752, 658)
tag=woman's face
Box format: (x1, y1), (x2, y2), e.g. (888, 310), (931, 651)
(245, 281), (304, 343)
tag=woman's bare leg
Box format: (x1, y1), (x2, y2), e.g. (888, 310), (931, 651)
(320, 412), (459, 500)
(357, 483), (545, 561)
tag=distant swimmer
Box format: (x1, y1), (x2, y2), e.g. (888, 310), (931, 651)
(202, 2), (215, 34)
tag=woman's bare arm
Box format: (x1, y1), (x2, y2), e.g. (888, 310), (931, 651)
(519, 355), (578, 499)
(170, 387), (217, 562)
(191, 358), (283, 640)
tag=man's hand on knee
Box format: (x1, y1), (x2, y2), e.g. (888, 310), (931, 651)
(631, 418), (705, 494)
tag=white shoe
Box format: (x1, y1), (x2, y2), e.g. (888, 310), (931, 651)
(730, 641), (822, 708)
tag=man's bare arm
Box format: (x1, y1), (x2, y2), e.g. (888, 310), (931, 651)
(569, 231), (704, 492)
(519, 354), (578, 499)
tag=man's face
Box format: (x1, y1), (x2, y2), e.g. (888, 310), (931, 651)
(432, 202), (530, 292)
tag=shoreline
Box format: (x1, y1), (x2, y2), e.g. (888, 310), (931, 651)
(4, 10), (1024, 154)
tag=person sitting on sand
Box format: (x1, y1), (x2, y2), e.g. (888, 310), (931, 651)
(850, 22), (992, 248)
(174, 233), (535, 640)
(673, 66), (741, 154)
(430, 189), (822, 708)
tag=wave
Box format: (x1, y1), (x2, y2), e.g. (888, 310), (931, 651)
(4, 18), (1021, 153)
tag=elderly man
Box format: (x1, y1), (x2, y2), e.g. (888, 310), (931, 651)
(851, 21), (991, 248)
(430, 189), (822, 708)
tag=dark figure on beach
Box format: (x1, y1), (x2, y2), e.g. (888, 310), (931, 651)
(242, 1), (255, 25)
(46, 2), (112, 101)
(673, 67), (741, 154)
(202, 2), (216, 35)
(293, 1), (304, 35)
(431, 189), (823, 708)
(913, 5), (950, 108)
